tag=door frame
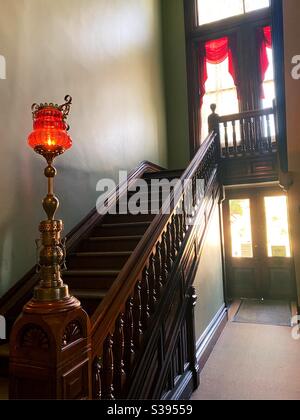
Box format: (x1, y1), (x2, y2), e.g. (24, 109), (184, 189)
(223, 185), (296, 300)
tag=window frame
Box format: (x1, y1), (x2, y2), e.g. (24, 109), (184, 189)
(184, 0), (272, 155)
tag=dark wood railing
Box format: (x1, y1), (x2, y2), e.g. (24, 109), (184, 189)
(90, 132), (219, 399)
(208, 104), (277, 158)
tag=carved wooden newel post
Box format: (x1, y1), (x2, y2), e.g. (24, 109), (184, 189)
(9, 96), (92, 399)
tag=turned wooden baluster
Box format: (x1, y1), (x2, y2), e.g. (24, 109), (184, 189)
(232, 120), (237, 156)
(182, 196), (187, 235)
(250, 117), (256, 152)
(124, 297), (135, 375)
(240, 118), (246, 154)
(141, 266), (150, 330)
(224, 122), (229, 156)
(266, 113), (272, 152)
(102, 333), (114, 400)
(246, 118), (252, 152)
(113, 314), (126, 398)
(174, 212), (182, 251)
(93, 357), (102, 400)
(133, 281), (143, 349)
(161, 232), (169, 285)
(178, 200), (185, 242)
(148, 254), (157, 313)
(166, 223), (174, 269)
(155, 242), (164, 299)
(170, 215), (178, 259)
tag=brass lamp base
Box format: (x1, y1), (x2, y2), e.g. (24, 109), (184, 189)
(33, 284), (70, 302)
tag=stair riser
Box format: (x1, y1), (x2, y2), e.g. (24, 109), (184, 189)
(75, 298), (102, 317)
(104, 213), (155, 224)
(67, 255), (129, 270)
(0, 357), (8, 377)
(65, 276), (117, 290)
(92, 225), (150, 237)
(79, 238), (141, 252)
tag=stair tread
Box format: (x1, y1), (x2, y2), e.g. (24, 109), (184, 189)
(87, 235), (143, 242)
(64, 269), (120, 277)
(71, 251), (132, 257)
(72, 290), (107, 299)
(101, 221), (152, 228)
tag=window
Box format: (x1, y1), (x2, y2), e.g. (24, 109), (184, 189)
(229, 199), (253, 258)
(197, 0), (270, 26)
(201, 58), (239, 139)
(262, 47), (275, 109)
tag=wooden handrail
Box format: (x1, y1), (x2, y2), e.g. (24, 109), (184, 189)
(219, 107), (273, 123)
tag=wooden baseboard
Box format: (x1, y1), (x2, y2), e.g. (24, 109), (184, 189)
(162, 370), (194, 401)
(196, 305), (228, 372)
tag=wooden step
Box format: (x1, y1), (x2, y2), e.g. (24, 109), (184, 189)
(67, 251), (131, 270)
(63, 269), (120, 290)
(71, 289), (109, 316)
(72, 289), (107, 300)
(104, 213), (154, 224)
(143, 170), (183, 180)
(92, 221), (152, 237)
(79, 235), (143, 252)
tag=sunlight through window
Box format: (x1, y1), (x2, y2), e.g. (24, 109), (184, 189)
(264, 196), (291, 258)
(230, 199), (253, 258)
(197, 0), (270, 26)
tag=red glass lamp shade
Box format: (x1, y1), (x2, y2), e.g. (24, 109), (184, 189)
(28, 106), (72, 157)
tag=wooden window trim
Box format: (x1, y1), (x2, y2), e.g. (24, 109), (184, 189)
(184, 0), (278, 157)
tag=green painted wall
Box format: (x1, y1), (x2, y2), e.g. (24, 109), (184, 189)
(160, 0), (224, 339)
(193, 207), (225, 341)
(0, 0), (167, 296)
(161, 0), (190, 169)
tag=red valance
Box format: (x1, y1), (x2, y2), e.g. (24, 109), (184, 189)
(258, 25), (272, 98)
(198, 35), (240, 109)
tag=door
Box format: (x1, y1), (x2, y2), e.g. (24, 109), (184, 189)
(223, 187), (296, 300)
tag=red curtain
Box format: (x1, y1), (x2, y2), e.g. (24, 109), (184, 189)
(257, 25), (272, 98)
(198, 35), (240, 109)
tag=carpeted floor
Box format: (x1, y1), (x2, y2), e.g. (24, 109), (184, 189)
(192, 321), (300, 400)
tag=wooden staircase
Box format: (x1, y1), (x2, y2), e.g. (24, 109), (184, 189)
(0, 133), (221, 400)
(0, 165), (183, 397)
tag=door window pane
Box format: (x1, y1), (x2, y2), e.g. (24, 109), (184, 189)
(264, 196), (291, 258)
(230, 199), (253, 258)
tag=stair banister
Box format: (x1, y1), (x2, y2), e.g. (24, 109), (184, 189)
(90, 131), (218, 399)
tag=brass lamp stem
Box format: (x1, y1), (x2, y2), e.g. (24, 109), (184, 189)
(33, 161), (70, 302)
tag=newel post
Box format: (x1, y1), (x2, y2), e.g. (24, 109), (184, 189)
(9, 96), (92, 399)
(9, 300), (92, 400)
(208, 104), (221, 159)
